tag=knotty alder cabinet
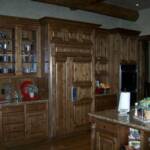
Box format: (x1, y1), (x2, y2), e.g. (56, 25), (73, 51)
(95, 28), (140, 95)
(40, 17), (98, 137)
(109, 28), (140, 94)
(0, 16), (41, 77)
(1, 100), (48, 145)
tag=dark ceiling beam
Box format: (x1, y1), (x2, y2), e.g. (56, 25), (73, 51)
(33, 0), (139, 21)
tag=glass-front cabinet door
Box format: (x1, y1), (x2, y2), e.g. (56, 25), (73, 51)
(0, 28), (15, 76)
(21, 29), (37, 75)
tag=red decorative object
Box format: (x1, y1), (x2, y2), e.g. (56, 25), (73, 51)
(95, 87), (104, 94)
(20, 80), (39, 101)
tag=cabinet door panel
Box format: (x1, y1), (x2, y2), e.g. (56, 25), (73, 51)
(26, 112), (48, 138)
(55, 58), (73, 135)
(73, 62), (91, 82)
(73, 103), (91, 127)
(96, 132), (117, 150)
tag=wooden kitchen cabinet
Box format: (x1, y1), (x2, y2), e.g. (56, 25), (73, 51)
(26, 102), (48, 138)
(96, 132), (117, 150)
(94, 120), (118, 150)
(1, 100), (48, 146)
(2, 105), (25, 143)
(40, 17), (97, 138)
(0, 16), (41, 78)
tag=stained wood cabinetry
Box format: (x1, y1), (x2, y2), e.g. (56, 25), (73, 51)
(0, 16), (41, 77)
(96, 131), (117, 150)
(95, 94), (117, 112)
(92, 120), (119, 150)
(2, 105), (25, 142)
(109, 28), (140, 94)
(1, 100), (48, 145)
(95, 29), (110, 92)
(94, 30), (117, 111)
(26, 102), (48, 138)
(40, 18), (98, 137)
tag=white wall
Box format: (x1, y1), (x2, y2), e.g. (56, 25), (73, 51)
(0, 0), (137, 30)
(136, 9), (150, 35)
(0, 0), (149, 35)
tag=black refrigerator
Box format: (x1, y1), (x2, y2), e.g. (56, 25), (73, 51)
(120, 64), (137, 106)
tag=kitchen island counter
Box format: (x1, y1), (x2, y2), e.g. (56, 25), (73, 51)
(89, 109), (150, 150)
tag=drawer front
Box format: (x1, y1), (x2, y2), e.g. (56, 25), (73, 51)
(26, 103), (47, 113)
(3, 123), (24, 133)
(4, 131), (25, 142)
(2, 105), (24, 113)
(27, 112), (47, 120)
(3, 112), (24, 124)
(96, 121), (117, 134)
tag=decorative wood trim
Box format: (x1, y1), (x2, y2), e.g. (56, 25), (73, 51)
(73, 98), (92, 105)
(72, 81), (92, 87)
(55, 52), (92, 58)
(73, 57), (92, 62)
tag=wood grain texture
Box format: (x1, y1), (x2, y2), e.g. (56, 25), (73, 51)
(41, 18), (95, 138)
(1, 101), (48, 146)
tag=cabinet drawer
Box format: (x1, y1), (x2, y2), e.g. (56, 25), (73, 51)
(96, 121), (117, 134)
(26, 103), (47, 113)
(3, 123), (24, 133)
(2, 105), (24, 113)
(4, 131), (25, 142)
(27, 112), (47, 120)
(3, 113), (24, 124)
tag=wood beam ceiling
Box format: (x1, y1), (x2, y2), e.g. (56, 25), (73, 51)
(33, 0), (139, 21)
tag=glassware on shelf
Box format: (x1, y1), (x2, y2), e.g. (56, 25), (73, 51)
(0, 28), (15, 75)
(21, 30), (37, 74)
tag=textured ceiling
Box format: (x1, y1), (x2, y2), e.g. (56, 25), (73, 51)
(105, 0), (150, 10)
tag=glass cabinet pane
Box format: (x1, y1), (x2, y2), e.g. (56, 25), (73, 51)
(21, 30), (37, 74)
(0, 28), (15, 75)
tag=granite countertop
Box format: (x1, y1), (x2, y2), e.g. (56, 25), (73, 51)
(89, 109), (150, 132)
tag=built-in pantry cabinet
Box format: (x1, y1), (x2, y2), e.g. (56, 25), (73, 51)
(40, 17), (97, 137)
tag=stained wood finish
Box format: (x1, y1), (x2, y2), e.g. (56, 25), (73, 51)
(95, 94), (117, 112)
(91, 118), (126, 150)
(96, 132), (117, 150)
(0, 15), (41, 78)
(108, 28), (140, 94)
(1, 101), (48, 146)
(95, 29), (110, 92)
(40, 18), (95, 138)
(34, 0), (139, 21)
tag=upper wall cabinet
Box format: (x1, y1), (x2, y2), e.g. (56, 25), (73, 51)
(21, 30), (37, 74)
(0, 16), (41, 77)
(110, 28), (140, 64)
(0, 28), (15, 75)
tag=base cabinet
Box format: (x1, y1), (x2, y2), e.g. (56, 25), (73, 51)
(26, 103), (48, 138)
(91, 114), (150, 150)
(96, 132), (117, 150)
(1, 101), (48, 146)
